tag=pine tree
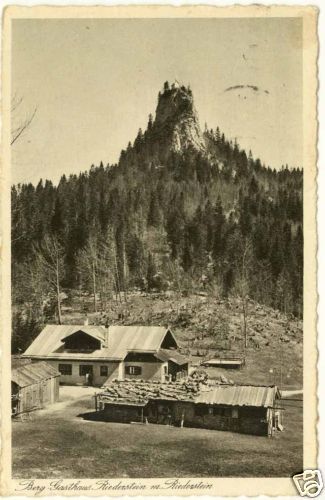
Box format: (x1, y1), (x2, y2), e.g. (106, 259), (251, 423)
(147, 114), (153, 131)
(51, 197), (64, 235)
(212, 198), (225, 263)
(148, 192), (162, 227)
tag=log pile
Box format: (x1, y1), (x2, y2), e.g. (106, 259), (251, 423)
(98, 378), (212, 405)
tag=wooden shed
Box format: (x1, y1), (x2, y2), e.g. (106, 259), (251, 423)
(179, 385), (282, 437)
(12, 361), (60, 416)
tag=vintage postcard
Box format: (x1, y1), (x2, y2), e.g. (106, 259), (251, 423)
(0, 4), (319, 497)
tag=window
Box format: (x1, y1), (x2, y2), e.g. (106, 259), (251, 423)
(125, 365), (142, 375)
(58, 364), (72, 376)
(100, 366), (108, 377)
(79, 365), (93, 376)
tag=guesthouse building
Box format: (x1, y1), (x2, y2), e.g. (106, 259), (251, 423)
(22, 324), (188, 386)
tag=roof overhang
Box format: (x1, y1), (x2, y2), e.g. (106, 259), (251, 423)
(23, 354), (122, 362)
(103, 401), (147, 407)
(155, 349), (189, 365)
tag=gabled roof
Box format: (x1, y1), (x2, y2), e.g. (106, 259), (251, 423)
(195, 385), (280, 408)
(61, 326), (105, 343)
(23, 324), (177, 361)
(12, 361), (60, 388)
(107, 326), (177, 359)
(23, 325), (107, 358)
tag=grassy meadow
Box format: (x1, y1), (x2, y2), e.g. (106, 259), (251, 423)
(12, 388), (302, 479)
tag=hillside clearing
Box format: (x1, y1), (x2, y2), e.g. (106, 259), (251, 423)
(60, 292), (303, 389)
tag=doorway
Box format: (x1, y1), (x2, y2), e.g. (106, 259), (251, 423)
(79, 365), (94, 385)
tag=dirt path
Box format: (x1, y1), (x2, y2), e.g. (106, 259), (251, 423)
(36, 386), (97, 415)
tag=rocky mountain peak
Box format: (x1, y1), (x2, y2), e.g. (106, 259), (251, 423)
(151, 81), (206, 160)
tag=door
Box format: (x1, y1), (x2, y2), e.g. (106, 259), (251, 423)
(79, 365), (94, 385)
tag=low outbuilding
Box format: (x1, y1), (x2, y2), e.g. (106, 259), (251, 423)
(201, 356), (245, 369)
(95, 381), (282, 437)
(189, 384), (282, 436)
(12, 361), (60, 416)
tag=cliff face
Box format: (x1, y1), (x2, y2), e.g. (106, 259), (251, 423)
(151, 83), (206, 161)
(154, 84), (205, 150)
(119, 82), (217, 168)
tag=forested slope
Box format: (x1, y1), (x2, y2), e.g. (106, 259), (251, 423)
(12, 82), (303, 351)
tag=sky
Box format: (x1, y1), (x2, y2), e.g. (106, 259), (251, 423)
(11, 17), (302, 185)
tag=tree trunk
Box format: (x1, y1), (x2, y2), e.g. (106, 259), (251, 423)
(242, 297), (247, 349)
(56, 258), (62, 325)
(92, 262), (97, 313)
(123, 247), (128, 302)
(113, 254), (123, 304)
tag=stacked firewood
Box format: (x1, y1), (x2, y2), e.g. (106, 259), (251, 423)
(98, 379), (203, 405)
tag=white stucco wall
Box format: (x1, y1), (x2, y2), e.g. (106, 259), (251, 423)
(32, 358), (167, 385)
(123, 361), (166, 381)
(44, 359), (120, 386)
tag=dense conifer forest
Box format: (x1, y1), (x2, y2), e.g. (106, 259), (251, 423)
(12, 82), (303, 351)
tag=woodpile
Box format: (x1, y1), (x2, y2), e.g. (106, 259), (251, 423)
(98, 372), (234, 406)
(99, 379), (203, 405)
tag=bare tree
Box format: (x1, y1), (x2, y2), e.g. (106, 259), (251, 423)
(77, 230), (126, 313)
(99, 230), (124, 304)
(235, 238), (253, 349)
(77, 236), (100, 313)
(34, 235), (65, 324)
(11, 95), (37, 146)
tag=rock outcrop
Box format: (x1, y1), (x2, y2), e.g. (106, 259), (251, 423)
(152, 82), (206, 160)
